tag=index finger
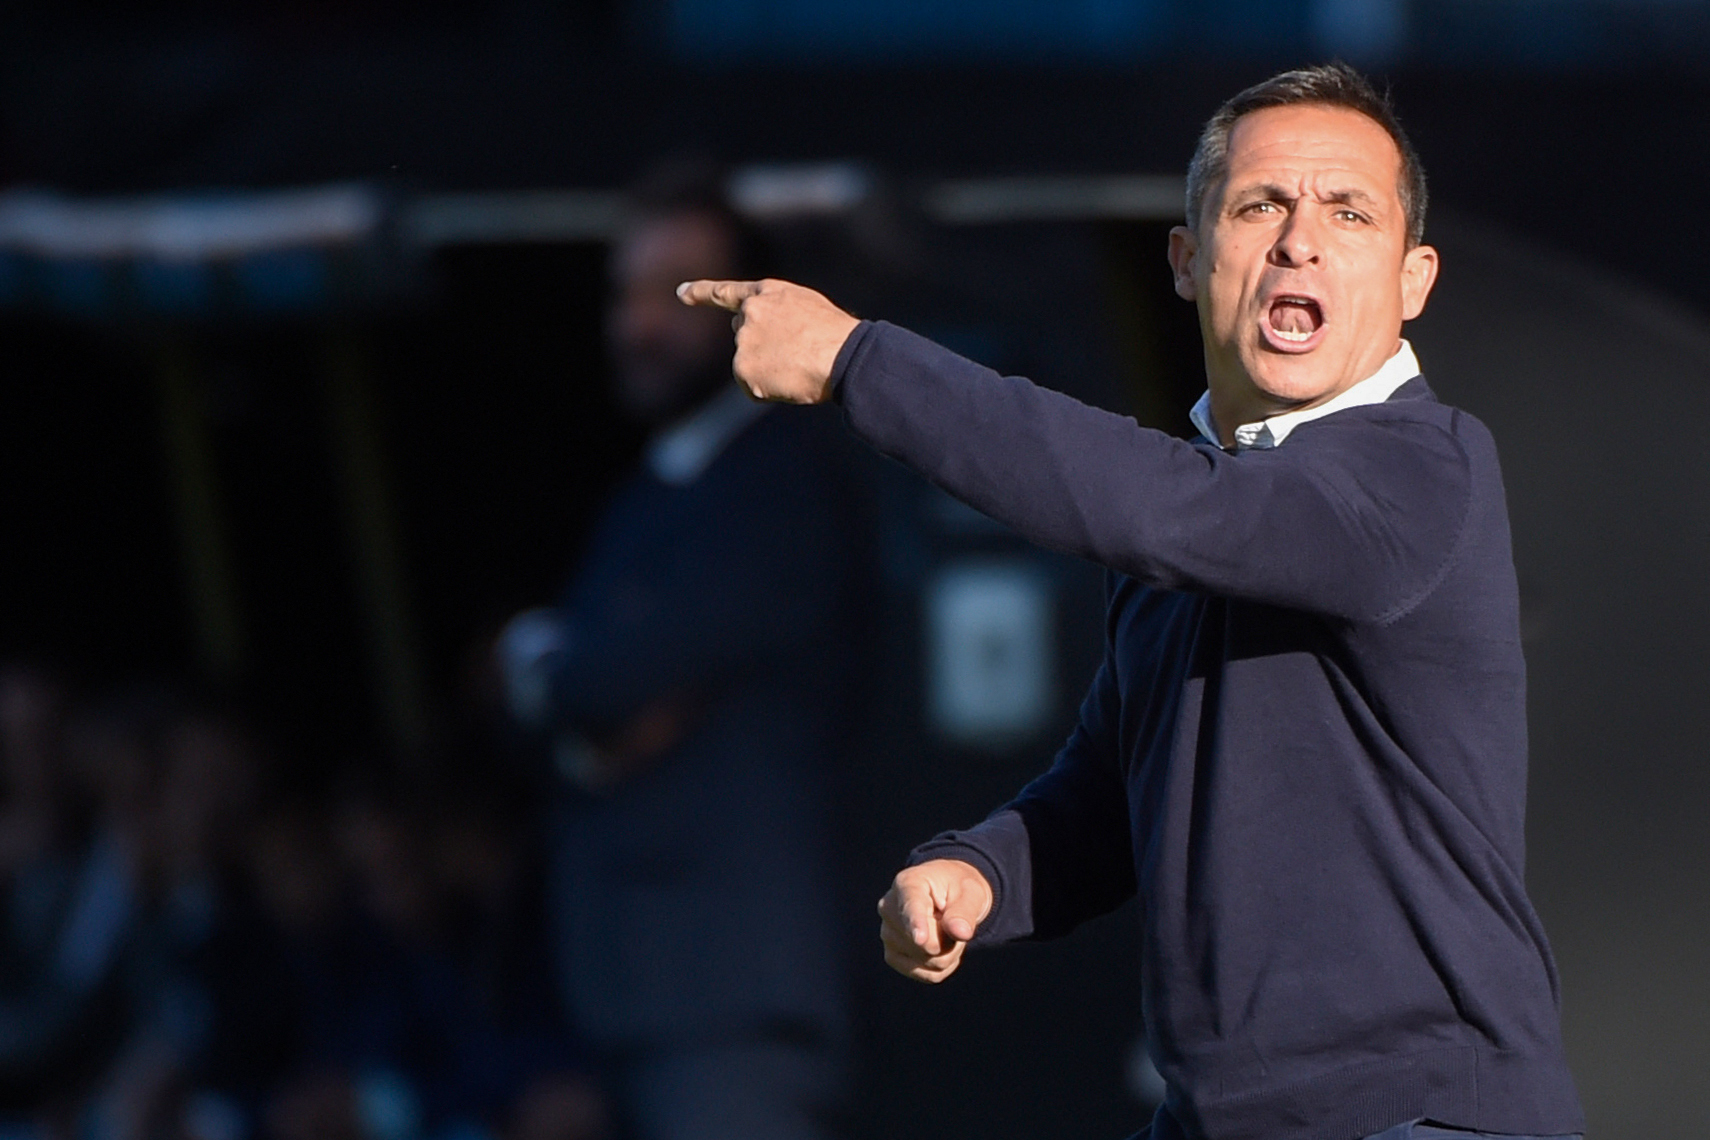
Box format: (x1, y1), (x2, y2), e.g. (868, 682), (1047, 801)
(676, 279), (763, 311)
(877, 878), (939, 954)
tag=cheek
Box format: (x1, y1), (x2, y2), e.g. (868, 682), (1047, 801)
(1347, 246), (1410, 312)
(1355, 272), (1407, 324)
(1205, 267), (1255, 335)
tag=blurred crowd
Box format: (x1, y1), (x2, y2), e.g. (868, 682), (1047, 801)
(0, 662), (608, 1140)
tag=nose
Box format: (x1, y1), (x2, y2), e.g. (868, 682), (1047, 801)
(1267, 207), (1322, 269)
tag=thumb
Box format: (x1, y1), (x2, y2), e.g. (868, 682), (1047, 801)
(941, 915), (976, 942)
(676, 279), (762, 311)
(938, 885), (987, 944)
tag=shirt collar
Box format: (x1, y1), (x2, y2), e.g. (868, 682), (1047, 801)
(1188, 339), (1422, 451)
(646, 385), (770, 487)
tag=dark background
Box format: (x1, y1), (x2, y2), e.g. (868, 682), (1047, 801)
(4, 2), (1709, 1137)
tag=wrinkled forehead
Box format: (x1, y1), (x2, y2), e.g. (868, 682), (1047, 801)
(1220, 103), (1405, 205)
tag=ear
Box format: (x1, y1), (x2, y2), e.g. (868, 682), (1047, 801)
(1399, 243), (1440, 321)
(1167, 226), (1199, 302)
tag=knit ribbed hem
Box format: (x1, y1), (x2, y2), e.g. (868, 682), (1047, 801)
(1169, 1043), (1583, 1140)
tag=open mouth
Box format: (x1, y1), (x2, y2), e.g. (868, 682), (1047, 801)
(1265, 295), (1324, 347)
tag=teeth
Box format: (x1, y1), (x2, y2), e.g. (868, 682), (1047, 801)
(1273, 328), (1313, 342)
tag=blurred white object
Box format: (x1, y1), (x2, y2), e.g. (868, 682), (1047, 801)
(496, 608), (567, 729)
(925, 174), (1184, 224)
(926, 560), (1054, 746)
(727, 163), (872, 219)
(0, 185), (379, 261)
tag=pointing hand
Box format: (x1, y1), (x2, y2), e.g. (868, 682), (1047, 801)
(677, 278), (860, 405)
(876, 859), (994, 984)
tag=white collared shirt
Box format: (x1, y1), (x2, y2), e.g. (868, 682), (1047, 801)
(646, 385), (771, 487)
(1188, 340), (1422, 451)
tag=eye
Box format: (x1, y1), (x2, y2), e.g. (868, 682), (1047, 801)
(1333, 208), (1370, 225)
(1240, 201), (1280, 217)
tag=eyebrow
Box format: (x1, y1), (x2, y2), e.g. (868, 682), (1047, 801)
(1322, 188), (1382, 208)
(1227, 182), (1383, 208)
(1227, 182), (1292, 205)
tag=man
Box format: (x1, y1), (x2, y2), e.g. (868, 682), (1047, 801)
(680, 65), (1584, 1140)
(497, 168), (867, 1140)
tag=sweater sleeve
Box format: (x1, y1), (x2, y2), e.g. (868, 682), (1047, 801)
(835, 321), (1473, 623)
(910, 578), (1136, 945)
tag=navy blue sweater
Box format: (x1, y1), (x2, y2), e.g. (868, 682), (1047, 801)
(832, 321), (1583, 1140)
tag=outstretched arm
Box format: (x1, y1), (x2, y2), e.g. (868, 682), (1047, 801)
(680, 279), (1472, 623)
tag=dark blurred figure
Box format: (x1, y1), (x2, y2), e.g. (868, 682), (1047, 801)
(495, 163), (871, 1140)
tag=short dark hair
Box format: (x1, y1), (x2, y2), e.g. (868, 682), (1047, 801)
(624, 156), (773, 279)
(1184, 63), (1428, 248)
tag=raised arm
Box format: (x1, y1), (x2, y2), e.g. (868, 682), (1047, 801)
(679, 279), (1472, 623)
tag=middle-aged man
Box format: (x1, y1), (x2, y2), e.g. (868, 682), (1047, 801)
(679, 65), (1584, 1140)
(498, 167), (868, 1140)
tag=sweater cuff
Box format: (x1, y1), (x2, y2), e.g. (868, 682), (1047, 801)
(828, 319), (878, 404)
(907, 808), (1033, 948)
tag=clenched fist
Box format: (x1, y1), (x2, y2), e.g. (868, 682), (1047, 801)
(676, 278), (860, 404)
(876, 859), (994, 984)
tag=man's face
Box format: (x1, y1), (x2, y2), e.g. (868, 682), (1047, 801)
(607, 210), (739, 425)
(1167, 104), (1439, 436)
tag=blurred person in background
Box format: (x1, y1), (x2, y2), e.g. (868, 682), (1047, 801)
(87, 702), (262, 1140)
(424, 782), (609, 1140)
(0, 666), (72, 896)
(253, 768), (606, 1140)
(0, 681), (265, 1140)
(205, 792), (360, 1140)
(495, 162), (871, 1140)
(0, 662), (88, 1129)
(682, 64), (1583, 1140)
(0, 681), (176, 1138)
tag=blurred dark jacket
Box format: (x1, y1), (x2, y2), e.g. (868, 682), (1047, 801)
(537, 394), (870, 1053)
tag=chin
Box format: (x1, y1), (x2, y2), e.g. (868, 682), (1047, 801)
(1246, 358), (1342, 409)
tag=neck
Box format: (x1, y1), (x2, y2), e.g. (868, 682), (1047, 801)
(1207, 387), (1270, 449)
(1205, 339), (1407, 447)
